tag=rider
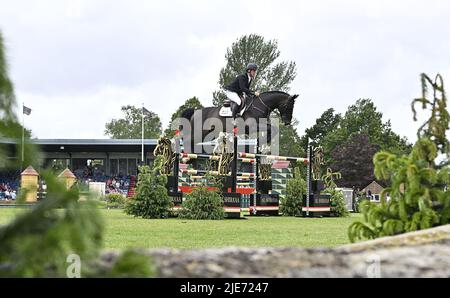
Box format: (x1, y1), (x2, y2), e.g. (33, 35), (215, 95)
(224, 63), (261, 119)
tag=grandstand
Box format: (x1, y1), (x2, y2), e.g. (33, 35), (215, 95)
(0, 139), (159, 198)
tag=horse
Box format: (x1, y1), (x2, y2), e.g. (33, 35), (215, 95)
(179, 91), (299, 153)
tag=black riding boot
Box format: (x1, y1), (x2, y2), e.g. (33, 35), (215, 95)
(231, 102), (240, 119)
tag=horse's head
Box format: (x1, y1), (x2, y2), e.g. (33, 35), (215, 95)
(278, 94), (299, 126)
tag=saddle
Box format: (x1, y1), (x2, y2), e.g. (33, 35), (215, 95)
(219, 96), (252, 117)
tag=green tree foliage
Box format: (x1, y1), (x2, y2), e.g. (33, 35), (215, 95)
(300, 108), (342, 149)
(125, 160), (172, 219)
(212, 34), (297, 106)
(413, 74), (450, 164)
(0, 30), (152, 277)
(104, 193), (127, 209)
(0, 32), (37, 169)
(330, 134), (380, 189)
(278, 118), (305, 158)
(0, 172), (103, 277)
(322, 99), (411, 165)
(0, 32), (15, 122)
(322, 168), (349, 217)
(0, 118), (39, 170)
(0, 175), (153, 278)
(104, 105), (162, 139)
(296, 109), (341, 179)
(348, 74), (450, 243)
(280, 167), (306, 216)
(327, 188), (349, 218)
(179, 187), (225, 220)
(164, 96), (204, 138)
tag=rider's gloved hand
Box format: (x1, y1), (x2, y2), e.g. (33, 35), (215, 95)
(255, 91), (260, 97)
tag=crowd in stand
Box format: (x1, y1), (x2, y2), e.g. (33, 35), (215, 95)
(105, 177), (131, 196)
(72, 166), (132, 196)
(73, 164), (105, 182)
(0, 171), (19, 201)
(0, 183), (17, 200)
(0, 166), (134, 200)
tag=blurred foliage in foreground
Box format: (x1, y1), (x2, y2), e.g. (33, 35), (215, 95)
(349, 74), (450, 242)
(0, 30), (153, 277)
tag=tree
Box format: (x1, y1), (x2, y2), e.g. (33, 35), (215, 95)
(300, 108), (342, 149)
(125, 160), (173, 219)
(280, 167), (306, 216)
(212, 34), (297, 106)
(330, 134), (379, 189)
(178, 187), (225, 220)
(321, 167), (349, 217)
(327, 188), (350, 218)
(348, 74), (450, 242)
(278, 118), (305, 158)
(164, 97), (204, 138)
(104, 105), (162, 139)
(322, 99), (411, 166)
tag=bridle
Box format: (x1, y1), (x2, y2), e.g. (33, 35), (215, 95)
(249, 93), (293, 125)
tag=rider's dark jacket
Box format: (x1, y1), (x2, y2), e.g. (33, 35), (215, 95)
(224, 74), (254, 97)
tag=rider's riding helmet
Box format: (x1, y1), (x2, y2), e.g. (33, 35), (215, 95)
(246, 63), (258, 72)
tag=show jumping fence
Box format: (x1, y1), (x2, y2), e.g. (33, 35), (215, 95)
(153, 128), (329, 217)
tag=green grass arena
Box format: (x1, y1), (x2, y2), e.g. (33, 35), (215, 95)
(0, 208), (362, 249)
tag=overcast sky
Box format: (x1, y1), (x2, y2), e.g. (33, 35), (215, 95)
(1, 0), (449, 143)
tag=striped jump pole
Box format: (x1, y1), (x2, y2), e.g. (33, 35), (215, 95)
(240, 158), (256, 163)
(237, 176), (256, 180)
(238, 172), (256, 178)
(181, 169), (255, 177)
(180, 169), (224, 176)
(238, 152), (309, 165)
(236, 182), (254, 187)
(180, 153), (221, 161)
(179, 152), (255, 164)
(189, 176), (205, 180)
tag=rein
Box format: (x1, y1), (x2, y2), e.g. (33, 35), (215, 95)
(249, 95), (272, 115)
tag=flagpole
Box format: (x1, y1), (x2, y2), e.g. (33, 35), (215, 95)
(21, 102), (25, 172)
(141, 103), (144, 165)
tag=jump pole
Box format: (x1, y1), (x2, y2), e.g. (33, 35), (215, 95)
(238, 152), (309, 164)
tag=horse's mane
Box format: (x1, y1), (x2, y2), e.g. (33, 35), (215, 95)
(261, 91), (290, 97)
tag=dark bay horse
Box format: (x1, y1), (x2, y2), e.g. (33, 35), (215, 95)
(179, 91), (299, 153)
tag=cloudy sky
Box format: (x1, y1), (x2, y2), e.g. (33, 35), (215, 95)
(1, 0), (449, 142)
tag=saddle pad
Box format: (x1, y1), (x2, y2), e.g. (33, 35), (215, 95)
(219, 106), (233, 117)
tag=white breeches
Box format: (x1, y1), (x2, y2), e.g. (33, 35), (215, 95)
(224, 90), (243, 105)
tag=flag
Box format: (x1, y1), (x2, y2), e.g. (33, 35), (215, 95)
(23, 105), (32, 115)
(142, 107), (152, 117)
